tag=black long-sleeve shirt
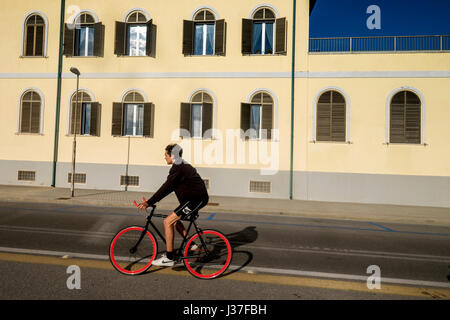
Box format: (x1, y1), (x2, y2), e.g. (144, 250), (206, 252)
(146, 161), (208, 206)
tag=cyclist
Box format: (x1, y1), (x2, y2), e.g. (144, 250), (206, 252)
(136, 144), (209, 266)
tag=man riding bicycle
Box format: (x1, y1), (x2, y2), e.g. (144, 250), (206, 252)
(137, 144), (209, 266)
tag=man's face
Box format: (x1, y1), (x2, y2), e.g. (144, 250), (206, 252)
(164, 151), (173, 165)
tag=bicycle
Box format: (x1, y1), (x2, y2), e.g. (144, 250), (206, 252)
(109, 198), (233, 279)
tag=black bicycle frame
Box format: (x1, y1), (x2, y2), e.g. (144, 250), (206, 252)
(131, 205), (209, 260)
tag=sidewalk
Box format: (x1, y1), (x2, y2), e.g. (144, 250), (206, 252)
(1, 184), (449, 226)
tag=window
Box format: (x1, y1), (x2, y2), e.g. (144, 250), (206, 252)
(19, 90), (41, 134)
(114, 11), (155, 57)
(183, 9), (226, 56)
(64, 13), (104, 57)
(242, 8), (287, 55)
(241, 92), (273, 139)
(112, 91), (155, 137)
(24, 14), (45, 57)
(389, 91), (421, 144)
(70, 91), (100, 136)
(316, 90), (346, 142)
(180, 91), (213, 138)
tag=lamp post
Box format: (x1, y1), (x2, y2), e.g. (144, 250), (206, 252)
(70, 67), (80, 197)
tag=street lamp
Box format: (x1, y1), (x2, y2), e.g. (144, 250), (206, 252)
(70, 67), (80, 197)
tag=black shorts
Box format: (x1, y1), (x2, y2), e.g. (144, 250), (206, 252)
(174, 198), (208, 218)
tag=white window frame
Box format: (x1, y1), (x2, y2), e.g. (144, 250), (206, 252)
(127, 24), (147, 57)
(77, 25), (94, 57)
(124, 103), (144, 137)
(191, 104), (203, 138)
(258, 22), (275, 55)
(249, 104), (262, 140)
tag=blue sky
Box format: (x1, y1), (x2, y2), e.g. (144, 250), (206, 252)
(310, 0), (450, 37)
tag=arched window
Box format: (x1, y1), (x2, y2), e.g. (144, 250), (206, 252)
(125, 11), (147, 56)
(180, 91), (213, 138)
(316, 90), (346, 142)
(64, 12), (104, 57)
(241, 91), (273, 139)
(193, 9), (215, 55)
(24, 14), (45, 56)
(183, 8), (226, 56)
(112, 91), (154, 137)
(114, 10), (154, 57)
(20, 90), (41, 133)
(389, 91), (421, 144)
(74, 13), (95, 56)
(70, 91), (100, 136)
(242, 7), (287, 55)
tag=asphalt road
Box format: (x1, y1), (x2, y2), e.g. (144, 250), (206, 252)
(0, 201), (449, 301)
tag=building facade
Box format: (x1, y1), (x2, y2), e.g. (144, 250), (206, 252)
(1, 0), (449, 207)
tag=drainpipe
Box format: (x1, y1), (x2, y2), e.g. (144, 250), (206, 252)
(51, 0), (65, 186)
(289, 0), (297, 200)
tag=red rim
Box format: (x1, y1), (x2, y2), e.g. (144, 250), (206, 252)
(184, 230), (232, 279)
(110, 227), (157, 275)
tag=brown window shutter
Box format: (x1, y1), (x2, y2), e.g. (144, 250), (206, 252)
(145, 19), (153, 56)
(202, 103), (213, 139)
(20, 102), (31, 133)
(241, 19), (253, 54)
(30, 101), (41, 133)
(70, 102), (82, 134)
(390, 103), (405, 143)
(261, 104), (273, 140)
(405, 91), (421, 143)
(89, 102), (100, 136)
(35, 25), (44, 56)
(390, 91), (407, 143)
(180, 103), (191, 137)
(241, 103), (251, 138)
(63, 24), (75, 56)
(93, 22), (104, 57)
(215, 19), (226, 55)
(114, 21), (127, 56)
(143, 102), (155, 137)
(331, 102), (346, 142)
(182, 20), (194, 55)
(25, 25), (35, 56)
(316, 102), (331, 141)
(112, 103), (124, 136)
(275, 17), (287, 54)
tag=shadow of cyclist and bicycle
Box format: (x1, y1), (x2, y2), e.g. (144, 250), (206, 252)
(146, 226), (258, 278)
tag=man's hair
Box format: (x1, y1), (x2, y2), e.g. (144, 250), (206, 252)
(165, 144), (183, 158)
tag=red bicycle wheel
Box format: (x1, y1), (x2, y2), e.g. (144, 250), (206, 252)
(183, 229), (232, 279)
(109, 226), (157, 275)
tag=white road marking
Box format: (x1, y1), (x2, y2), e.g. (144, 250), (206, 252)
(0, 246), (449, 289)
(1, 224), (449, 263)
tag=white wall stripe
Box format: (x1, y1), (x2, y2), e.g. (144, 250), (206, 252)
(1, 71), (450, 79)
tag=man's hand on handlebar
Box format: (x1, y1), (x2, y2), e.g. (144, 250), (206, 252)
(136, 202), (149, 210)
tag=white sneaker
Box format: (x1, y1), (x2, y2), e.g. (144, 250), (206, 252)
(152, 253), (175, 267)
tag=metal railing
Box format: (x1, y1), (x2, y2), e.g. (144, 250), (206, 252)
(309, 35), (450, 53)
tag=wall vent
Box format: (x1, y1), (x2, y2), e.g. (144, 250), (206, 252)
(18, 171), (36, 181)
(249, 180), (271, 193)
(121, 175), (139, 186)
(68, 173), (87, 184)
